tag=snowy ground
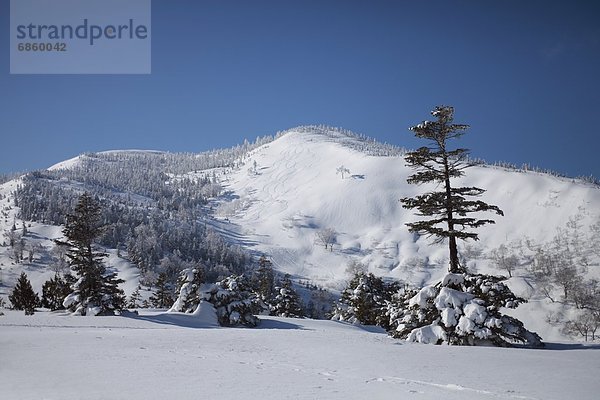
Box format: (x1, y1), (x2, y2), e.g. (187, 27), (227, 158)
(1, 310), (599, 400)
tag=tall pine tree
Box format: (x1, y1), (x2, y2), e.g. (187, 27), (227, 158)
(400, 106), (503, 273)
(58, 193), (125, 315)
(395, 106), (542, 347)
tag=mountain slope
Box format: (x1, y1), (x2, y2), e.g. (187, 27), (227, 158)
(207, 127), (600, 340)
(1, 126), (599, 342)
(216, 128), (599, 282)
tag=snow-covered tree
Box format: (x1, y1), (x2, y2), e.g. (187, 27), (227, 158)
(203, 275), (264, 327)
(9, 272), (39, 315)
(58, 193), (125, 315)
(270, 275), (304, 318)
(169, 267), (204, 313)
(389, 272), (543, 347)
(332, 272), (400, 329)
(400, 106), (503, 273)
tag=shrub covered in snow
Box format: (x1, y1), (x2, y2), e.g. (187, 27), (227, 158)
(332, 272), (401, 329)
(389, 272), (543, 347)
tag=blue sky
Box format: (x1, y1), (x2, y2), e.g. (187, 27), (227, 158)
(1, 0), (599, 178)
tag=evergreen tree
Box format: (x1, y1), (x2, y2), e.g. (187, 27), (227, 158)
(9, 272), (39, 315)
(395, 107), (542, 347)
(252, 255), (275, 305)
(128, 284), (143, 309)
(389, 272), (543, 347)
(169, 267), (204, 313)
(331, 272), (400, 329)
(41, 273), (75, 311)
(149, 272), (174, 308)
(270, 274), (304, 318)
(400, 106), (503, 273)
(203, 274), (264, 327)
(58, 193), (125, 315)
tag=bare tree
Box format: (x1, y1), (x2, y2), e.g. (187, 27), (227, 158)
(562, 310), (600, 341)
(345, 259), (367, 276)
(336, 165), (350, 179)
(316, 228), (337, 251)
(489, 244), (519, 277)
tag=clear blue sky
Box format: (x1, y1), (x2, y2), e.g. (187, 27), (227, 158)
(1, 0), (599, 178)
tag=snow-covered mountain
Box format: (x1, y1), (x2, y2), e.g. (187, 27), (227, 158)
(215, 127), (600, 284)
(1, 125), (599, 341)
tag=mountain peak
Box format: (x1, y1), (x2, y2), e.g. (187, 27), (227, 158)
(275, 125), (405, 157)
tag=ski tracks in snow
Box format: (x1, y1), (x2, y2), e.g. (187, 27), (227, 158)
(365, 376), (539, 399)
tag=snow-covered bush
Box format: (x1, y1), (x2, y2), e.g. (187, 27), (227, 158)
(389, 272), (543, 347)
(332, 272), (400, 329)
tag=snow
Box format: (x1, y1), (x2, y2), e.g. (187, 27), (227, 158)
(409, 285), (438, 307)
(407, 322), (448, 344)
(2, 310), (598, 400)
(435, 287), (474, 309)
(442, 272), (465, 286)
(47, 155), (82, 171)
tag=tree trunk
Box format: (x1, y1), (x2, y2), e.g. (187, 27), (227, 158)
(442, 151), (460, 273)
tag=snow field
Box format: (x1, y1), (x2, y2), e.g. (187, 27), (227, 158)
(1, 310), (599, 400)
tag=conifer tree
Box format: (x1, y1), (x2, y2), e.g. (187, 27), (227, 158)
(400, 106), (503, 273)
(9, 272), (39, 314)
(388, 272), (543, 347)
(41, 273), (76, 311)
(58, 193), (125, 315)
(169, 267), (204, 313)
(128, 284), (143, 309)
(203, 275), (264, 327)
(270, 274), (304, 318)
(149, 272), (174, 308)
(253, 255), (275, 304)
(395, 106), (542, 347)
(332, 272), (400, 329)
